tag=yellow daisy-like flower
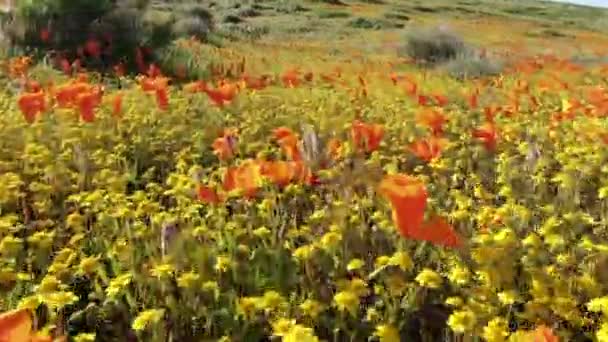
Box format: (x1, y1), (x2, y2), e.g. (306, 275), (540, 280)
(282, 324), (319, 342)
(374, 324), (401, 342)
(261, 290), (287, 312)
(272, 318), (296, 337)
(333, 290), (360, 317)
(347, 258), (365, 272)
(41, 291), (78, 310)
(447, 309), (477, 334)
(587, 296), (608, 315)
(448, 265), (471, 286)
(215, 255), (232, 273)
(497, 290), (519, 306)
(445, 297), (464, 307)
(150, 263), (174, 279)
(415, 268), (443, 289)
(597, 322), (608, 342)
(237, 297), (261, 320)
(132, 309), (165, 331)
(388, 251), (413, 272)
(74, 333), (97, 342)
(482, 317), (509, 342)
(299, 299), (324, 319)
(176, 271), (200, 289)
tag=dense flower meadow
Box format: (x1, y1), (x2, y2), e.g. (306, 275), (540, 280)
(1, 39), (608, 341)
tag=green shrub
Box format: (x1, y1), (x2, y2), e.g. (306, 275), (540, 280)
(347, 17), (400, 30)
(384, 12), (410, 21)
(178, 3), (214, 25)
(223, 14), (244, 24)
(9, 0), (113, 50)
(6, 0), (216, 75)
(156, 39), (214, 81)
(400, 27), (466, 65)
(238, 7), (262, 17)
(172, 16), (213, 40)
(318, 10), (351, 19)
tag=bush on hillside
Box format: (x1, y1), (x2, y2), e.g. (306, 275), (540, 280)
(400, 27), (466, 65)
(5, 0), (215, 75)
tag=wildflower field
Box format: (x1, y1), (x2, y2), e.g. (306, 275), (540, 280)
(2, 0), (608, 341)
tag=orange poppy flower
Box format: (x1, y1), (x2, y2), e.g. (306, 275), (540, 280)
(281, 69), (300, 88)
(155, 87), (169, 110)
(259, 160), (295, 187)
(260, 160), (313, 187)
(467, 89), (479, 109)
(413, 216), (462, 248)
(139, 77), (157, 92)
(473, 122), (498, 151)
(389, 72), (399, 85)
(409, 136), (448, 162)
(0, 308), (59, 342)
(417, 94), (429, 106)
(351, 120), (384, 153)
(273, 127), (297, 141)
(404, 80), (418, 97)
(379, 174), (461, 248)
(0, 308), (33, 342)
(222, 159), (262, 199)
(242, 74), (269, 90)
(433, 94), (449, 107)
(183, 81), (208, 93)
(18, 91), (45, 124)
(55, 83), (84, 108)
(197, 185), (221, 204)
(416, 108), (446, 136)
(273, 127), (302, 161)
(77, 91), (99, 123)
(111, 93), (123, 117)
(326, 138), (343, 161)
(378, 174), (427, 239)
(204, 83), (237, 107)
(212, 136), (237, 161)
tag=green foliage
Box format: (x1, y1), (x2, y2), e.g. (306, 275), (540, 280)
(317, 10), (351, 19)
(156, 39), (213, 81)
(347, 17), (402, 30)
(7, 0), (215, 75)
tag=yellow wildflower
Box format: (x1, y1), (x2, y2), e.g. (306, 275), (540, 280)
(448, 309), (477, 334)
(415, 268), (443, 289)
(132, 309), (165, 331)
(374, 324), (401, 342)
(333, 290), (360, 317)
